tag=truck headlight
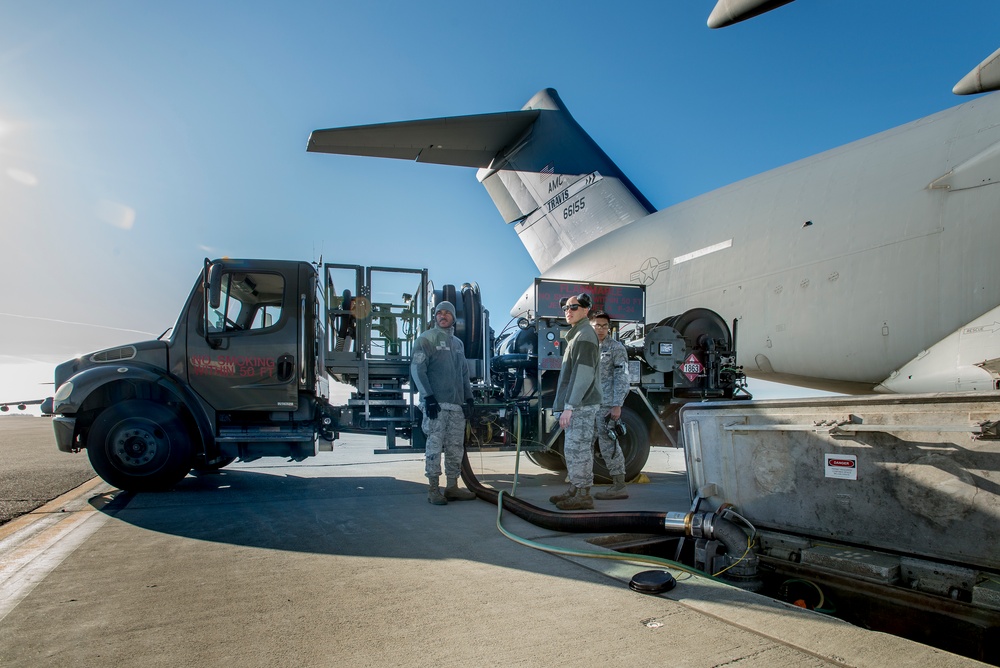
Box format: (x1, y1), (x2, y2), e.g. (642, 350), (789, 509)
(54, 381), (74, 402)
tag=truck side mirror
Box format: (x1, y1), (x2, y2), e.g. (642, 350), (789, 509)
(203, 259), (225, 348)
(208, 263), (223, 310)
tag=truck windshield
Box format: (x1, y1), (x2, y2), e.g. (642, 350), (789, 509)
(207, 271), (284, 333)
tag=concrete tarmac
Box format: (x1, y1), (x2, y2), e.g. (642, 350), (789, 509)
(0, 417), (94, 525)
(0, 420), (988, 667)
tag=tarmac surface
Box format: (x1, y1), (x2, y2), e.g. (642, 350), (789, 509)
(0, 417), (94, 525)
(0, 418), (989, 667)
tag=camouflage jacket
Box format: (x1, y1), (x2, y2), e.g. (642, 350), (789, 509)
(599, 336), (629, 408)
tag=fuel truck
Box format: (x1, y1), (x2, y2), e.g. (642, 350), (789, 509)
(41, 257), (744, 494)
(38, 257), (1000, 660)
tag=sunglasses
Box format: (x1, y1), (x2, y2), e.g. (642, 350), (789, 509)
(562, 304), (583, 312)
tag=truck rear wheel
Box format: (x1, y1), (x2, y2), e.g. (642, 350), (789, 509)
(525, 448), (565, 472)
(593, 406), (650, 483)
(87, 400), (193, 492)
(525, 407), (651, 482)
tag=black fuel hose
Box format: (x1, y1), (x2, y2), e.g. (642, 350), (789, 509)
(461, 451), (762, 589)
(461, 452), (682, 536)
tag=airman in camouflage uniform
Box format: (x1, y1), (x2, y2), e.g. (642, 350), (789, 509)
(411, 301), (476, 505)
(590, 311), (629, 500)
(549, 293), (602, 510)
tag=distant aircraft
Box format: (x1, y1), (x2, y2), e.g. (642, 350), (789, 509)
(308, 87), (1000, 395)
(0, 399), (43, 412)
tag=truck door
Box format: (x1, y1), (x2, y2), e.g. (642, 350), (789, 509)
(186, 268), (299, 411)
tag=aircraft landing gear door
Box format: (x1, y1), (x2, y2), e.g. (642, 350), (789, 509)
(189, 267), (298, 411)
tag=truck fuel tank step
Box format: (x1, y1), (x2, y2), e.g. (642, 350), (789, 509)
(217, 426), (315, 442)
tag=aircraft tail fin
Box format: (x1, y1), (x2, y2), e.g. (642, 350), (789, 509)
(308, 88), (654, 272)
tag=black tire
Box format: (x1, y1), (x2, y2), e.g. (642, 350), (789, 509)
(525, 448), (566, 472)
(441, 285), (457, 311)
(87, 400), (193, 492)
(593, 406), (650, 483)
(461, 284), (483, 356)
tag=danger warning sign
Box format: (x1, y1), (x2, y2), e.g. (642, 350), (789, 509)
(681, 353), (703, 382)
(825, 453), (858, 480)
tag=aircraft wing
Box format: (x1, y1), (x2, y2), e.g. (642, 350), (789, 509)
(1, 399), (44, 412)
(307, 110), (540, 168)
(705, 0), (1000, 95)
(954, 47), (1000, 95)
(707, 0), (795, 28)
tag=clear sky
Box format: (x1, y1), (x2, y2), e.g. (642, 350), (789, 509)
(2, 0), (999, 412)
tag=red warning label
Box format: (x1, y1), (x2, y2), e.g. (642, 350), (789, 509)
(825, 453), (858, 480)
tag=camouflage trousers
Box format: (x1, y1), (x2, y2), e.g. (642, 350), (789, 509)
(563, 405), (601, 488)
(423, 404), (466, 481)
(596, 407), (626, 477)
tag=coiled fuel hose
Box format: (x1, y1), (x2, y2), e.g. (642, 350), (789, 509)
(462, 406), (749, 584)
(494, 488), (723, 581)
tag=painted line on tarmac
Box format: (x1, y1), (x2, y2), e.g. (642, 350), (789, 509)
(0, 477), (117, 622)
(0, 477), (106, 542)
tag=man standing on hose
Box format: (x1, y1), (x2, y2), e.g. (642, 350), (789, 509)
(411, 301), (476, 505)
(549, 293), (602, 511)
(590, 310), (630, 500)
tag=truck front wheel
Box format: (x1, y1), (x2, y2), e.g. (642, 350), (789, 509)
(87, 400), (193, 492)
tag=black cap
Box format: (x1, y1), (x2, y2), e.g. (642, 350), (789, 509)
(628, 570), (677, 595)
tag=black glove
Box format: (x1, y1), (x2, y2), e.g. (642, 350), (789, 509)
(424, 395), (440, 420)
(463, 399), (475, 419)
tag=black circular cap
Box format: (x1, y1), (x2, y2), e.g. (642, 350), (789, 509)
(629, 570), (677, 595)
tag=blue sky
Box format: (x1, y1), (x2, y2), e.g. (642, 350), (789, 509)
(2, 1), (999, 408)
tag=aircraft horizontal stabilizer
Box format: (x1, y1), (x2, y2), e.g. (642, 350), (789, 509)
(309, 89), (655, 273)
(307, 111), (539, 168)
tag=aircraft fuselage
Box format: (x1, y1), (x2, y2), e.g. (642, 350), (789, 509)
(538, 94), (1000, 393)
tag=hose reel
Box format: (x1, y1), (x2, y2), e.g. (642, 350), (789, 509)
(431, 283), (484, 359)
(643, 307), (733, 373)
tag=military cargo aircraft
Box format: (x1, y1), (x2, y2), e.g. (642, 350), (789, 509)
(307, 84), (1000, 396)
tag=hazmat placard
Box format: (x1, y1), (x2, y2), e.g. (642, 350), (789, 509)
(681, 354), (703, 382)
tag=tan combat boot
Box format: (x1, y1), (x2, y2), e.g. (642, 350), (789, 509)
(595, 474), (629, 500)
(556, 486), (594, 511)
(549, 485), (576, 505)
(428, 480), (447, 505)
(444, 477), (476, 501)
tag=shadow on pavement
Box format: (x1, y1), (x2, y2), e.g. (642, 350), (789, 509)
(99, 462), (695, 558)
(87, 461), (797, 623)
